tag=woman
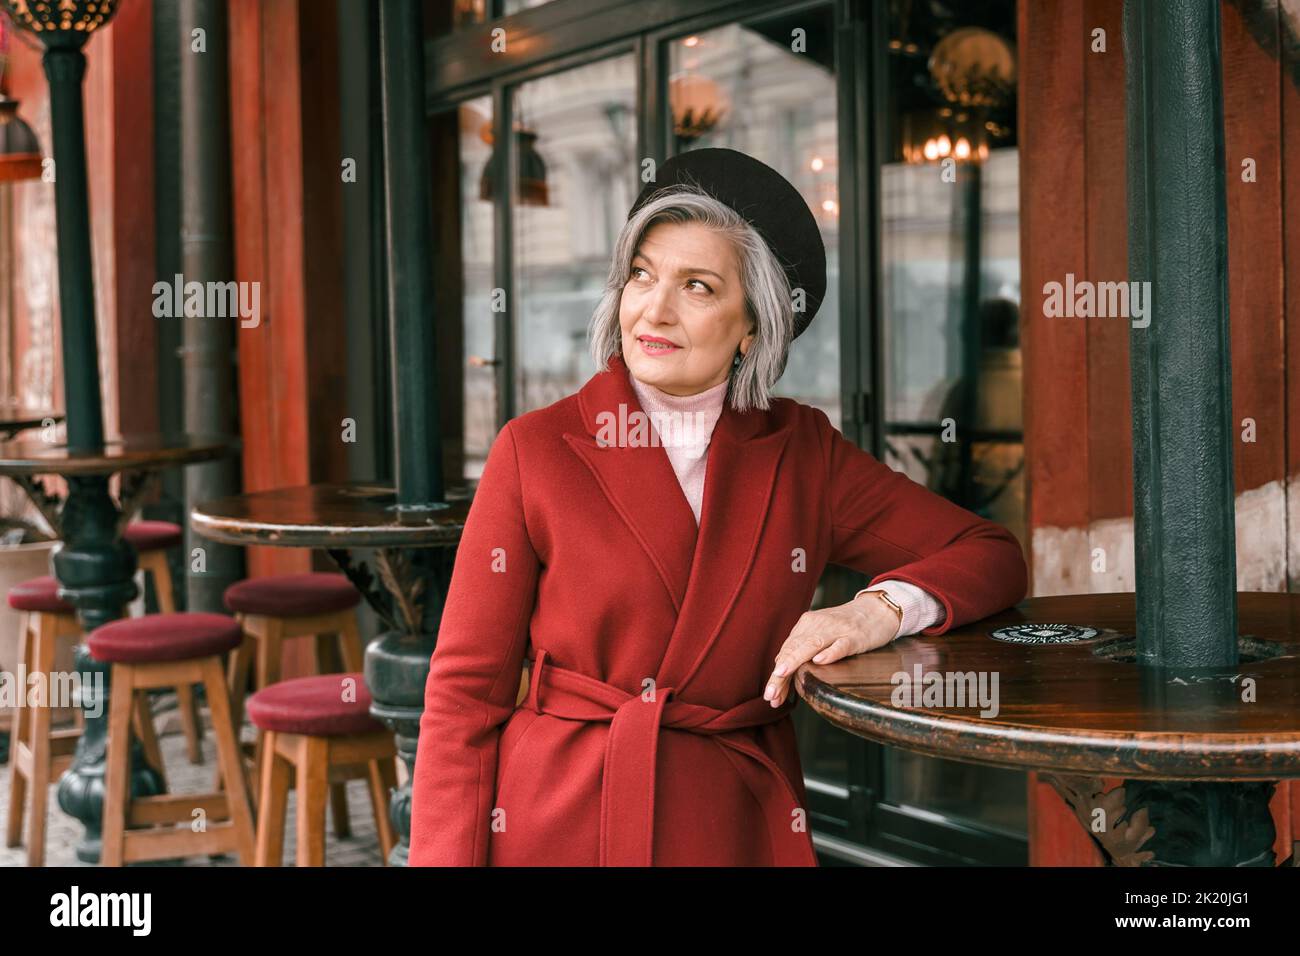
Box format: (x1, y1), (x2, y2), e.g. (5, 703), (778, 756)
(408, 148), (1028, 866)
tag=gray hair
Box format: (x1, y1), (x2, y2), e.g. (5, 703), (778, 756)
(588, 184), (794, 413)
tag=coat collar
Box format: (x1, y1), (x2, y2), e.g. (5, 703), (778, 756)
(562, 353), (794, 690)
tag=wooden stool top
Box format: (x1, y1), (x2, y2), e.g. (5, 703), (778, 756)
(796, 592), (1300, 781)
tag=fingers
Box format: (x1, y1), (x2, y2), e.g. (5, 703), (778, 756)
(811, 636), (855, 664)
(764, 620), (835, 707)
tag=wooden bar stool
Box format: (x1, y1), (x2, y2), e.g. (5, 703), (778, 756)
(2, 576), (168, 866)
(247, 672), (397, 866)
(223, 572), (364, 831)
(92, 612), (256, 866)
(4, 576), (83, 867)
(125, 520), (204, 764)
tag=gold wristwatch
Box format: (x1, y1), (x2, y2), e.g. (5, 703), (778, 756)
(855, 587), (903, 637)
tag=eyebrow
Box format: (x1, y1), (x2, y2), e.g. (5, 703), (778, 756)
(631, 250), (726, 283)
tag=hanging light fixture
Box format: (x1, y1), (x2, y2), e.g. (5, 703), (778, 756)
(669, 71), (728, 142)
(478, 121), (549, 207)
(668, 34), (729, 143)
(0, 10), (42, 181)
(902, 26), (1016, 166)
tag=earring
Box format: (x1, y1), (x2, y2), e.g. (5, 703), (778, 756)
(733, 350), (743, 368)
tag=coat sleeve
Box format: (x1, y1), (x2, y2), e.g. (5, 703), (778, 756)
(814, 407), (1028, 635)
(408, 420), (539, 865)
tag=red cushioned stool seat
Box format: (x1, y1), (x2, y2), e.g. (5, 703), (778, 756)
(124, 520), (183, 553)
(223, 573), (361, 617)
(8, 576), (73, 614)
(87, 612), (243, 664)
(246, 673), (381, 736)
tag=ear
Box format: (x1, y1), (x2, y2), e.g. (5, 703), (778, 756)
(739, 325), (756, 357)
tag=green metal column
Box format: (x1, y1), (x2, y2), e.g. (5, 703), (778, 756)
(0, 6), (158, 863)
(379, 0), (444, 508)
(367, 0), (456, 866)
(1124, 0), (1238, 669)
(1119, 0), (1278, 867)
(337, 0), (393, 484)
(42, 42), (104, 453)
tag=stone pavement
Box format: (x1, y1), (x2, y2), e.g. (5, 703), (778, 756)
(0, 691), (390, 867)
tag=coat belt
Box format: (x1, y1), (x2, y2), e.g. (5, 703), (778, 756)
(524, 648), (818, 866)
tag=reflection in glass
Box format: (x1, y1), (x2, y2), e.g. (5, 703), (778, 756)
(458, 97), (497, 480)
(512, 55), (637, 416)
(503, 0), (558, 14)
(668, 10), (840, 426)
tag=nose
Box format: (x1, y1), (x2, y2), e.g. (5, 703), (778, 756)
(639, 276), (679, 327)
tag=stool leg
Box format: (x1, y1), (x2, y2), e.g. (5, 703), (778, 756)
(175, 685), (204, 765)
(336, 612), (365, 673)
(202, 657), (256, 865)
(294, 736), (329, 867)
(224, 617), (257, 795)
(4, 614), (33, 850)
(101, 666), (136, 868)
(247, 618), (284, 807)
(226, 616), (255, 731)
(367, 756), (398, 865)
(149, 551), (176, 615)
(147, 553), (205, 766)
(24, 613), (57, 867)
(254, 731), (290, 866)
(313, 633), (351, 840)
(255, 617), (284, 690)
(131, 694), (167, 791)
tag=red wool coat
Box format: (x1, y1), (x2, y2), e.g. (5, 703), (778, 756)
(408, 353), (1028, 866)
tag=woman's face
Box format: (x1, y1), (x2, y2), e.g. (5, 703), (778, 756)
(618, 221), (754, 396)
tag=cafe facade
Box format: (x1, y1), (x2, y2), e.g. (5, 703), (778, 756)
(0, 0), (1298, 867)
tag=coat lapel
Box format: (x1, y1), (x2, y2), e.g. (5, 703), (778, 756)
(564, 355), (699, 612)
(563, 354), (794, 690)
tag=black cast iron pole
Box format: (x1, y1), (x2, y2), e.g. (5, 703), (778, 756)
(379, 0), (444, 508)
(1125, 0), (1238, 669)
(42, 42), (104, 453)
(0, 6), (161, 862)
(367, 0), (456, 866)
(1119, 0), (1277, 867)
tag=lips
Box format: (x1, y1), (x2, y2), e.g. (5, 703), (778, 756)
(638, 336), (681, 351)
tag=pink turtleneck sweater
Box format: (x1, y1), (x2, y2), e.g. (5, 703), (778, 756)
(627, 370), (946, 639)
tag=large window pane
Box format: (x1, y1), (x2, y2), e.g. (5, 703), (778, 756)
(512, 55), (637, 415)
(878, 1), (1026, 840)
(668, 8), (840, 426)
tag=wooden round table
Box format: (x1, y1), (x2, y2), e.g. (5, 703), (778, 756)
(0, 431), (234, 862)
(190, 482), (471, 865)
(190, 482), (469, 550)
(797, 592), (1300, 866)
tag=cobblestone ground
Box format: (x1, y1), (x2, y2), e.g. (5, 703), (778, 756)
(0, 692), (389, 867)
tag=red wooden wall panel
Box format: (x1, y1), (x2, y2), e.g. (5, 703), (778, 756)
(227, 0), (350, 677)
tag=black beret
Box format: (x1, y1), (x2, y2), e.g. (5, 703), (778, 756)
(626, 147), (827, 339)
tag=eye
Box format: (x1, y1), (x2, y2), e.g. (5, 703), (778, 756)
(629, 266), (650, 281)
(686, 278), (713, 294)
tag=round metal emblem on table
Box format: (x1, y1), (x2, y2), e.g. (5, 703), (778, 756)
(989, 623), (1100, 645)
